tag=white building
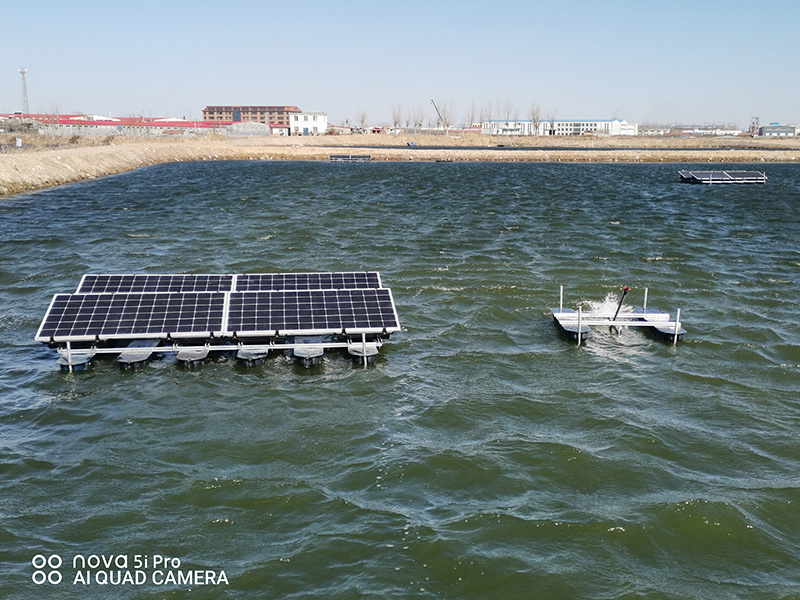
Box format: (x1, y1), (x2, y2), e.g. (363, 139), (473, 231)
(482, 118), (638, 136)
(481, 120), (538, 136)
(290, 112), (328, 136)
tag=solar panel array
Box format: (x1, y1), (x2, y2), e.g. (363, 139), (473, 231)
(37, 293), (226, 341)
(37, 272), (400, 343)
(228, 289), (399, 335)
(236, 271), (381, 291)
(77, 272), (381, 293)
(77, 274), (234, 294)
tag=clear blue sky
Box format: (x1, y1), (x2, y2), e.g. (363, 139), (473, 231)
(3, 0), (798, 128)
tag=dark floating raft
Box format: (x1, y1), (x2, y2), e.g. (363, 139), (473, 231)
(679, 170), (767, 184)
(329, 154), (372, 163)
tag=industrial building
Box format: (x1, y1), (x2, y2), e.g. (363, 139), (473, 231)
(758, 123), (797, 137)
(481, 118), (638, 136)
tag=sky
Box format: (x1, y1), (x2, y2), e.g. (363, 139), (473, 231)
(2, 0), (798, 128)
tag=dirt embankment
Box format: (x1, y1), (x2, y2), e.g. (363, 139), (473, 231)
(1, 133), (799, 197)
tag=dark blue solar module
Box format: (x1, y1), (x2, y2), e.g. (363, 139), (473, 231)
(37, 272), (401, 344)
(227, 289), (401, 335)
(77, 272), (382, 293)
(235, 271), (381, 291)
(35, 292), (227, 341)
(77, 274), (234, 294)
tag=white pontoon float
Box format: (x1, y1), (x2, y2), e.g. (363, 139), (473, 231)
(551, 286), (686, 346)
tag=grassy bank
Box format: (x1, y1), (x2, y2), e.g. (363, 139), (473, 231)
(2, 134), (799, 197)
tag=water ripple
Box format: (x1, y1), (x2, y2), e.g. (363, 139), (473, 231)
(2, 162), (800, 598)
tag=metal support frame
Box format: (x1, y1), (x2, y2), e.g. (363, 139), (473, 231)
(555, 285), (684, 345)
(56, 339), (384, 360)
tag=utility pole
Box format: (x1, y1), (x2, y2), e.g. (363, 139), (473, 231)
(19, 68), (29, 117)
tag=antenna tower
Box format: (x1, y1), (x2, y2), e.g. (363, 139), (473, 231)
(19, 68), (29, 117)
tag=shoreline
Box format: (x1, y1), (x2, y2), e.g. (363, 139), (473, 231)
(2, 134), (799, 197)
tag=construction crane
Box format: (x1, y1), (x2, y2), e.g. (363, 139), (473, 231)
(19, 68), (29, 117)
(430, 98), (449, 137)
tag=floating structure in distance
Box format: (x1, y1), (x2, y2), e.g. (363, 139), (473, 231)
(551, 286), (686, 347)
(329, 154), (372, 163)
(35, 272), (401, 371)
(679, 170), (767, 184)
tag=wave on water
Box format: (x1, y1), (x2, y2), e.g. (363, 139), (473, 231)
(2, 162), (800, 599)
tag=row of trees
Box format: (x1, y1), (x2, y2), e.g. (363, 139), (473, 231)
(348, 99), (552, 133)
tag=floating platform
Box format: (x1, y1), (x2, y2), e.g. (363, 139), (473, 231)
(57, 348), (96, 371)
(348, 341), (380, 366)
(291, 336), (325, 367)
(550, 307), (591, 342)
(176, 347), (209, 369)
(236, 349), (268, 367)
(117, 339), (159, 370)
(679, 170), (766, 184)
(36, 271), (401, 372)
(552, 286), (686, 346)
(329, 154), (372, 163)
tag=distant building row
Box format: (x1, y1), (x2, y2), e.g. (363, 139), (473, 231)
(3, 111), (796, 138)
(481, 119), (639, 136)
(201, 105), (328, 136)
(0, 109), (329, 137)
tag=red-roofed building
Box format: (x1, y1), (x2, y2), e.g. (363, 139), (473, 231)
(0, 113), (295, 137)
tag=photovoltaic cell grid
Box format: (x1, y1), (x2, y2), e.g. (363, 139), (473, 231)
(76, 272), (382, 293)
(77, 274), (234, 294)
(228, 289), (400, 335)
(236, 271), (381, 291)
(36, 293), (227, 341)
(36, 272), (402, 342)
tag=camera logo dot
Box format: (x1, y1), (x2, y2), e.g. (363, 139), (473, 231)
(32, 554), (62, 585)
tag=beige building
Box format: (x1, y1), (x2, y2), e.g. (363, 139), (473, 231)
(202, 106), (302, 127)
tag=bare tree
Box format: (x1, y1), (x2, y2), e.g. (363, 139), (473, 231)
(411, 104), (425, 134)
(479, 100), (494, 127)
(501, 98), (515, 122)
(528, 102), (541, 136)
(391, 104), (404, 132)
(356, 109), (368, 132)
(464, 100), (478, 129)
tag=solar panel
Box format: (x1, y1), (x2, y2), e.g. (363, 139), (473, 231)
(235, 271), (381, 291)
(37, 272), (401, 347)
(35, 292), (226, 342)
(77, 274), (234, 294)
(76, 272), (382, 293)
(227, 289), (401, 336)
